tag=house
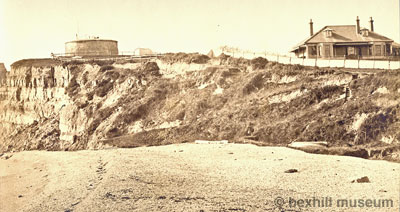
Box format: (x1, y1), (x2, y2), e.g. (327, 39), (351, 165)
(291, 17), (400, 59)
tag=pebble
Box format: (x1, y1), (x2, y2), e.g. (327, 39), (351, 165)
(284, 169), (298, 173)
(351, 176), (370, 183)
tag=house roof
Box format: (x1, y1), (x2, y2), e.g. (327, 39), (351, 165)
(393, 42), (400, 47)
(291, 25), (393, 52)
(291, 37), (309, 51)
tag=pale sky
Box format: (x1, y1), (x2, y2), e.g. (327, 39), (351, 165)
(0, 0), (399, 69)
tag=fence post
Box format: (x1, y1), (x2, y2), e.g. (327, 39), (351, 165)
(388, 59), (391, 70)
(329, 57), (331, 68)
(343, 56), (346, 68)
(289, 57), (291, 65)
(302, 57), (305, 66)
(315, 56), (318, 67)
(358, 57), (360, 69)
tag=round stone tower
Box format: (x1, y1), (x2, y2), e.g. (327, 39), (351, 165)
(65, 39), (118, 57)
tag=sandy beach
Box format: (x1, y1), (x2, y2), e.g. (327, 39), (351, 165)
(0, 143), (399, 212)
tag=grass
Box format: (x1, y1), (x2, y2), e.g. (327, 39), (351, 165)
(100, 65), (114, 72)
(11, 58), (62, 68)
(161, 53), (210, 64)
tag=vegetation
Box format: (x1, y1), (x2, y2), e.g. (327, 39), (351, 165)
(161, 53), (210, 64)
(11, 59), (61, 68)
(2, 55), (400, 162)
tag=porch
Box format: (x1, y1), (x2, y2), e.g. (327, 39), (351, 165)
(306, 42), (394, 59)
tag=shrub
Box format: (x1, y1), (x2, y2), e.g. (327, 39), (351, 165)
(63, 60), (84, 66)
(65, 77), (80, 97)
(95, 79), (113, 97)
(141, 62), (160, 76)
(250, 57), (268, 70)
(100, 65), (114, 72)
(87, 106), (116, 134)
(92, 60), (114, 67)
(86, 92), (94, 101)
(292, 64), (305, 70)
(11, 58), (61, 68)
(242, 72), (265, 95)
(105, 70), (120, 80)
(161, 53), (210, 64)
(191, 54), (210, 64)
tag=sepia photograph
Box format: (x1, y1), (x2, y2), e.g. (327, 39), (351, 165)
(0, 0), (399, 211)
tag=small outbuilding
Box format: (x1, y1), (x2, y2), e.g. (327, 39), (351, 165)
(134, 48), (153, 56)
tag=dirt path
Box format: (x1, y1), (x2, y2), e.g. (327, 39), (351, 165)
(1, 143), (399, 211)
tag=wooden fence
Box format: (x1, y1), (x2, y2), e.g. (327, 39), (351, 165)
(223, 51), (400, 70)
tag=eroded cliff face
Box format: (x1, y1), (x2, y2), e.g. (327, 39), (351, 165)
(0, 63), (70, 149)
(0, 54), (399, 161)
(0, 57), (215, 151)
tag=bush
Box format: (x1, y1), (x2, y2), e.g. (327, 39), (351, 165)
(105, 70), (120, 80)
(141, 62), (160, 76)
(92, 60), (114, 67)
(87, 106), (116, 134)
(307, 85), (343, 104)
(191, 54), (210, 64)
(292, 64), (305, 70)
(65, 77), (80, 97)
(100, 65), (114, 72)
(250, 57), (268, 70)
(161, 53), (210, 64)
(242, 72), (265, 95)
(86, 92), (94, 100)
(95, 79), (113, 97)
(11, 58), (61, 68)
(62, 60), (84, 67)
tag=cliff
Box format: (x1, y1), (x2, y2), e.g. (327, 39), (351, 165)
(0, 63), (7, 85)
(0, 54), (399, 161)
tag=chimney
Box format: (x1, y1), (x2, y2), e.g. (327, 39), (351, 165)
(310, 19), (314, 36)
(356, 16), (360, 34)
(369, 17), (374, 32)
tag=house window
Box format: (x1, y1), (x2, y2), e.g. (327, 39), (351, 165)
(348, 47), (355, 55)
(325, 30), (333, 38)
(386, 44), (391, 55)
(375, 45), (382, 56)
(361, 29), (369, 37)
(324, 45), (330, 57)
(309, 46), (317, 56)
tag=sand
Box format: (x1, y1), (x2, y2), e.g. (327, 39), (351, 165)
(0, 143), (399, 212)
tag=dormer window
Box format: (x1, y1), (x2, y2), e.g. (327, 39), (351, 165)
(323, 28), (333, 38)
(360, 28), (369, 37)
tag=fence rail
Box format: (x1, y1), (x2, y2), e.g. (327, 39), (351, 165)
(51, 53), (163, 62)
(221, 51), (400, 70)
(51, 50), (400, 70)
